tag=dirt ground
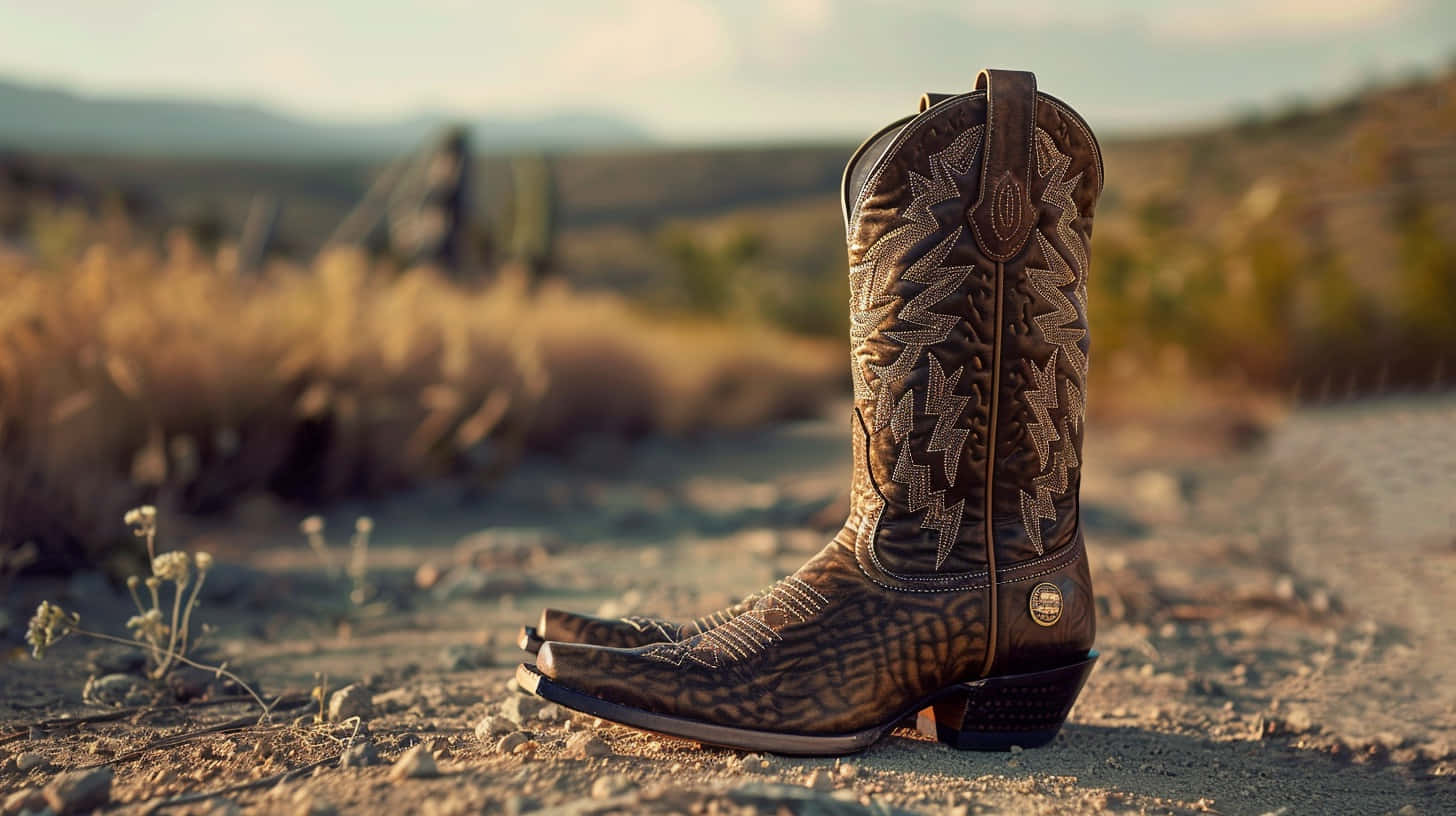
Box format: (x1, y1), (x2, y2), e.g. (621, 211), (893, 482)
(3, 394), (1454, 815)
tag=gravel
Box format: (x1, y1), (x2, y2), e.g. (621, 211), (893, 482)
(43, 766), (113, 814)
(328, 684), (374, 722)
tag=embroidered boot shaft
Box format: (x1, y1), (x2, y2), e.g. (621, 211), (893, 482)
(517, 69), (1103, 754)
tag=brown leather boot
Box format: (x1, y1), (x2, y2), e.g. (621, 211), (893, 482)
(517, 69), (1103, 755)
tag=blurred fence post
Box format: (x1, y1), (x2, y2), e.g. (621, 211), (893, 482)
(503, 153), (558, 288)
(236, 194), (280, 277)
(390, 125), (471, 276)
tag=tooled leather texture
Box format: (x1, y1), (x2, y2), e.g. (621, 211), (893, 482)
(534, 76), (1102, 733)
(541, 530), (989, 735)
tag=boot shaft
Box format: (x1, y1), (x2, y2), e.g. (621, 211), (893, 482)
(843, 70), (1102, 589)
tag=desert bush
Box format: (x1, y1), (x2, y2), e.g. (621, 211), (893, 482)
(0, 237), (842, 571)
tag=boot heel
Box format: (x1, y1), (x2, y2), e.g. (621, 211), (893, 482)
(916, 651), (1098, 751)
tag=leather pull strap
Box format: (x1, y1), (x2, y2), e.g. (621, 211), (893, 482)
(918, 92), (953, 113)
(967, 69), (1038, 262)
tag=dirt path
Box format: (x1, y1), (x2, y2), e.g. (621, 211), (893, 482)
(3, 396), (1454, 814)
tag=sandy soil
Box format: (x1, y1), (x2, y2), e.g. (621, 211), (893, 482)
(3, 395), (1454, 815)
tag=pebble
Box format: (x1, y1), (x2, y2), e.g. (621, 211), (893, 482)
(806, 768), (835, 791)
(390, 744), (440, 779)
(291, 793), (338, 816)
(194, 798), (242, 816)
(500, 695), (546, 726)
(837, 762), (859, 780)
(3, 789), (46, 815)
(591, 774), (635, 799)
(441, 644), (491, 672)
(43, 766), (113, 814)
(82, 673), (145, 707)
(512, 740), (539, 758)
(538, 703), (566, 723)
(497, 732), (532, 754)
(415, 562), (443, 590)
(563, 732), (612, 759)
(328, 684), (374, 722)
(474, 715), (512, 742)
(15, 752), (47, 772)
(338, 740), (380, 768)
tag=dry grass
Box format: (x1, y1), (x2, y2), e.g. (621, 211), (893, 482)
(0, 236), (843, 569)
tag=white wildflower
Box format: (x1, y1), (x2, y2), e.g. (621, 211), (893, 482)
(26, 601), (79, 659)
(152, 551), (191, 583)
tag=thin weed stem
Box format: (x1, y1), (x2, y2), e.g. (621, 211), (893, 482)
(75, 629), (273, 720)
(155, 577), (188, 679)
(177, 569), (208, 660)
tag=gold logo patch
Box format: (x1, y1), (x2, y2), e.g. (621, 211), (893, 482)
(1029, 582), (1063, 627)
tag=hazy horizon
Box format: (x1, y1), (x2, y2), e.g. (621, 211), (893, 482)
(2, 0), (1454, 146)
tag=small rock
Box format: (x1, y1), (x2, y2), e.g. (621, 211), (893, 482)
(414, 562), (443, 590)
(373, 687), (416, 714)
(500, 695), (546, 726)
(735, 753), (768, 773)
(806, 768), (834, 792)
(338, 740), (380, 768)
(563, 732), (611, 759)
(15, 752), (48, 772)
(837, 762), (859, 780)
(82, 673), (143, 707)
(3, 788), (46, 815)
(474, 715), (512, 742)
(1009, 744), (1024, 754)
(1283, 706), (1314, 735)
(194, 797), (242, 816)
(43, 766), (113, 814)
(441, 644), (491, 672)
(328, 684), (373, 722)
(291, 791), (338, 816)
(538, 703), (566, 723)
(496, 732), (531, 754)
(390, 745), (439, 779)
(512, 740), (539, 758)
(1273, 574), (1296, 602)
(591, 774), (635, 799)
(502, 794), (538, 816)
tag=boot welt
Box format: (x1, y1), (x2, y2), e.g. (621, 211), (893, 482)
(515, 650), (1097, 756)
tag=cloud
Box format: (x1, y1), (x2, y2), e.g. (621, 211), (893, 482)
(543, 0), (735, 85)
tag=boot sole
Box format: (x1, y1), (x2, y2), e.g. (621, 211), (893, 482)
(517, 626), (544, 654)
(515, 650), (1097, 756)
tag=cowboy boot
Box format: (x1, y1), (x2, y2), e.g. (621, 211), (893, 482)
(517, 69), (1102, 755)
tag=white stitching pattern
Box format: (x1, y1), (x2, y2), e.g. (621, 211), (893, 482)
(1016, 129), (1089, 555)
(642, 578), (828, 668)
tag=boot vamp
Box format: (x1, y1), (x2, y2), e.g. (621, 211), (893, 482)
(535, 542), (989, 735)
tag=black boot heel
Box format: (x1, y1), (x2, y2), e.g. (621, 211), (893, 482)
(916, 651), (1098, 750)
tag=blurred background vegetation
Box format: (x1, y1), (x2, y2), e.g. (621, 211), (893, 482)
(1, 64), (1453, 574)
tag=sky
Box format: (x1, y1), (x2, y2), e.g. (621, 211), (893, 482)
(1, 0), (1454, 142)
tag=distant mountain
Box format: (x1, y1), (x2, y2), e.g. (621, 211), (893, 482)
(0, 78), (651, 158)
